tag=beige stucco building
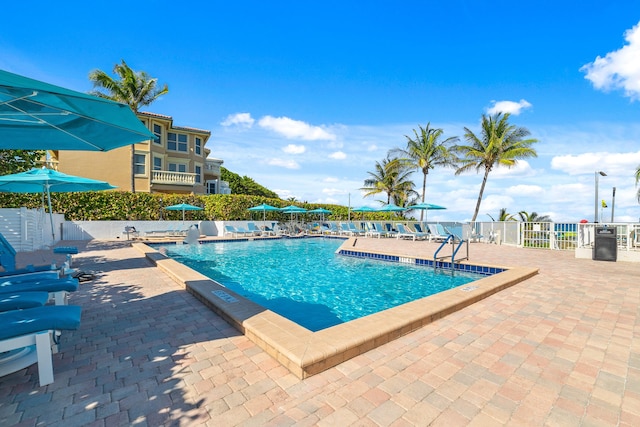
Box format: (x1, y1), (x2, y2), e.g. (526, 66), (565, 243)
(50, 112), (230, 195)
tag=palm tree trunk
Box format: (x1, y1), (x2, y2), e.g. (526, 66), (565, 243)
(420, 172), (427, 221)
(471, 167), (490, 223)
(130, 144), (136, 193)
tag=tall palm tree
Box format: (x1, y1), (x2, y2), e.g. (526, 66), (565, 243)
(518, 211), (552, 222)
(361, 155), (416, 205)
(390, 123), (458, 220)
(453, 113), (538, 223)
(635, 164), (640, 203)
(89, 60), (168, 193)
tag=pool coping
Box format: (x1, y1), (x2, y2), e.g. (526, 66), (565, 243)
(132, 238), (538, 378)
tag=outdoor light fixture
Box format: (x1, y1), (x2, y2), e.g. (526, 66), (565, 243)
(594, 171), (607, 223)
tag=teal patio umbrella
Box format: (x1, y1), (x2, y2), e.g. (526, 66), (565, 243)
(377, 203), (407, 212)
(0, 69), (154, 151)
(352, 206), (376, 220)
(0, 167), (116, 239)
(248, 203), (280, 226)
(165, 203), (204, 221)
(409, 202), (446, 221)
(307, 207), (332, 222)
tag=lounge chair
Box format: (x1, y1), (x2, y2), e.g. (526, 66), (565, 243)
(428, 223), (449, 242)
(224, 225), (251, 237)
(396, 224), (427, 241)
(247, 223), (264, 236)
(383, 223), (398, 238)
(0, 277), (79, 305)
(364, 222), (382, 238)
(0, 305), (82, 386)
(0, 291), (49, 312)
(345, 222), (364, 236)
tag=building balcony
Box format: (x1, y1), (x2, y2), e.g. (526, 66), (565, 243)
(151, 170), (197, 186)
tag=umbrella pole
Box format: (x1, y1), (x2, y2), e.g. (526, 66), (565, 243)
(45, 184), (55, 241)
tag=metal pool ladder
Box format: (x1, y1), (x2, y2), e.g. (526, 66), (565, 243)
(433, 234), (469, 271)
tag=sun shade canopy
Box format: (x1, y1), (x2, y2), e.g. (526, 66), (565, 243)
(0, 69), (155, 151)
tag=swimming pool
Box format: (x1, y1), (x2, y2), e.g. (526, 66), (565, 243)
(158, 238), (484, 331)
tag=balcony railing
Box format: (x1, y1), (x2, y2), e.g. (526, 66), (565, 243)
(151, 170), (197, 186)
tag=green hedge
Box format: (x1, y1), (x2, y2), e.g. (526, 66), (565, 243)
(0, 192), (395, 222)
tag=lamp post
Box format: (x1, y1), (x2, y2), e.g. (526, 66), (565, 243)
(611, 187), (616, 223)
(594, 171), (607, 223)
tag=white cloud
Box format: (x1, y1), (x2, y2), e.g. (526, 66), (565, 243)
(329, 151), (347, 160)
(258, 116), (336, 140)
(267, 158), (300, 169)
(581, 20), (640, 100)
(551, 151), (640, 175)
(505, 184), (544, 197)
(322, 188), (348, 196)
(323, 177), (339, 183)
(221, 112), (254, 127)
(367, 144), (379, 152)
(486, 99), (532, 115)
(282, 144), (306, 154)
(490, 160), (535, 178)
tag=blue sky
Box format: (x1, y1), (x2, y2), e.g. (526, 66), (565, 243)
(2, 1), (640, 222)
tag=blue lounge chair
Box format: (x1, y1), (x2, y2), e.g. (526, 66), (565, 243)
(396, 224), (427, 241)
(247, 223), (264, 236)
(364, 222), (382, 238)
(0, 291), (49, 312)
(0, 305), (82, 386)
(346, 222), (364, 236)
(0, 277), (79, 305)
(428, 223), (449, 242)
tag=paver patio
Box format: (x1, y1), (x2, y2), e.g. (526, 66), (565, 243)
(0, 238), (638, 426)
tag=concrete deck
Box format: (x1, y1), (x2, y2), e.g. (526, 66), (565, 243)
(1, 238), (639, 426)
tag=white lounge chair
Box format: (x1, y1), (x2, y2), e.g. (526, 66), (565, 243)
(428, 223), (449, 242)
(0, 305), (82, 386)
(396, 224), (427, 241)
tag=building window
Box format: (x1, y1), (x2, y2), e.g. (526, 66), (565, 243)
(168, 163), (186, 173)
(195, 137), (202, 155)
(134, 154), (146, 175)
(167, 132), (188, 152)
(153, 124), (162, 145)
(178, 134), (188, 152)
(206, 180), (217, 195)
(195, 165), (201, 183)
(153, 157), (162, 171)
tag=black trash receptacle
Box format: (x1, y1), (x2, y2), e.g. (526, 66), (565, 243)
(593, 227), (617, 261)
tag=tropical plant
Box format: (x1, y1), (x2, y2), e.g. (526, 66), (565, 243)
(0, 150), (45, 175)
(518, 211), (552, 222)
(487, 208), (516, 222)
(220, 167), (278, 198)
(390, 123), (458, 220)
(361, 155), (416, 206)
(453, 112), (538, 223)
(88, 60), (169, 193)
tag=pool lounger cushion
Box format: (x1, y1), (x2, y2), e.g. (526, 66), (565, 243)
(0, 305), (82, 386)
(0, 291), (49, 312)
(53, 246), (78, 255)
(0, 278), (79, 305)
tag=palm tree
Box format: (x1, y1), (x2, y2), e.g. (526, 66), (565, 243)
(453, 113), (538, 223)
(390, 123), (458, 220)
(635, 165), (640, 203)
(518, 211), (552, 222)
(487, 208), (515, 222)
(361, 155), (416, 205)
(88, 60), (168, 193)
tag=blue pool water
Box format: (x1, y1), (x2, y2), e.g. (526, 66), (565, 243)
(159, 238), (483, 331)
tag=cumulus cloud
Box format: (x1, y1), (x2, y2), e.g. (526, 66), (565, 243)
(329, 151), (347, 160)
(486, 99), (532, 115)
(367, 144), (378, 152)
(581, 21), (640, 100)
(221, 112), (254, 127)
(258, 116), (336, 140)
(282, 144), (306, 154)
(267, 158), (300, 169)
(323, 177), (339, 183)
(551, 151), (640, 175)
(491, 160), (535, 178)
(505, 184), (544, 197)
(322, 188), (348, 196)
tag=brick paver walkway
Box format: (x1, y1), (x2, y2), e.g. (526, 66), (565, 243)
(1, 239), (638, 426)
